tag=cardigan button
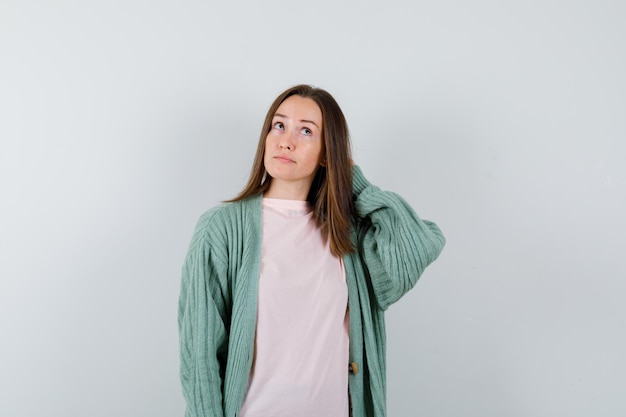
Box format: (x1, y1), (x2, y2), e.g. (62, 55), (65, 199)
(349, 361), (359, 375)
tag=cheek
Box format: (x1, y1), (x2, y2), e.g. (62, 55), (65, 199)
(265, 132), (281, 149)
(306, 144), (323, 167)
(263, 135), (272, 155)
(314, 141), (324, 160)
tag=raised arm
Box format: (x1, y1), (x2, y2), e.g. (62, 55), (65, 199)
(352, 165), (445, 310)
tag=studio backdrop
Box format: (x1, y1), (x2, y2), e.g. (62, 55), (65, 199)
(1, 1), (625, 416)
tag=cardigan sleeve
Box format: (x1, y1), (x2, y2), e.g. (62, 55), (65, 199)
(352, 165), (445, 310)
(178, 211), (230, 417)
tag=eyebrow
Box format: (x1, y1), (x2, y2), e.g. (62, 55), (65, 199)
(274, 113), (320, 129)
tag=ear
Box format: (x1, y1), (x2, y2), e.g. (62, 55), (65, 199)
(320, 157), (327, 167)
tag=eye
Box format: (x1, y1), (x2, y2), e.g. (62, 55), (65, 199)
(273, 121), (284, 130)
(301, 127), (313, 136)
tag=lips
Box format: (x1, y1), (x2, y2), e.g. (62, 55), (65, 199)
(273, 155), (295, 163)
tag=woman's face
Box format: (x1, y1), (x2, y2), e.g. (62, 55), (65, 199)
(264, 95), (323, 199)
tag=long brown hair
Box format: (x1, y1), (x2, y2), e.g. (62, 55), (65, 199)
(229, 84), (355, 257)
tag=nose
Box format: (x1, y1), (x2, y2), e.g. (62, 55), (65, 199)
(279, 130), (296, 150)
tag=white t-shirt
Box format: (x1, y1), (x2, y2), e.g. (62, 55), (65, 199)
(239, 198), (349, 417)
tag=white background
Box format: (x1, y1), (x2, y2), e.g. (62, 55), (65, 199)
(1, 1), (625, 416)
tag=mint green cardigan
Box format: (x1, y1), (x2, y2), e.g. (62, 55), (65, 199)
(179, 166), (445, 417)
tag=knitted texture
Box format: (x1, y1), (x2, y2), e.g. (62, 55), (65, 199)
(179, 166), (446, 417)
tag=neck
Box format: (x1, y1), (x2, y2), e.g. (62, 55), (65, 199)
(264, 180), (310, 201)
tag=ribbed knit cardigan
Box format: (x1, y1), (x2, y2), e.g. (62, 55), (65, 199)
(179, 166), (445, 417)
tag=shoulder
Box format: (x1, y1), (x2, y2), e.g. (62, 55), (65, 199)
(195, 202), (239, 231)
(189, 196), (262, 251)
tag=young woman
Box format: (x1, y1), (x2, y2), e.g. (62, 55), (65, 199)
(178, 85), (445, 417)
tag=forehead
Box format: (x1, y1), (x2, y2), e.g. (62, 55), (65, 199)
(275, 96), (322, 126)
